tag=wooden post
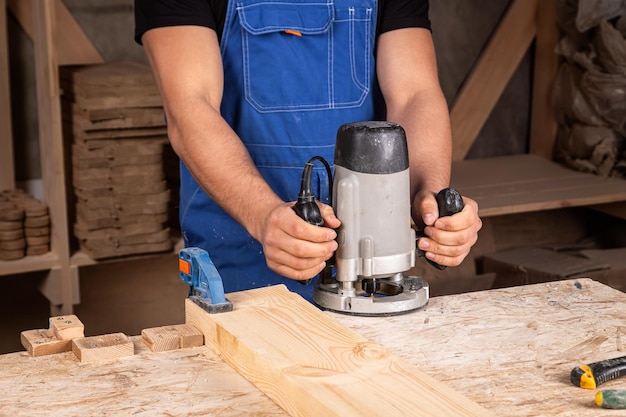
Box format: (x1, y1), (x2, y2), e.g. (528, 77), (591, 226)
(529, 0), (559, 159)
(0, 0), (15, 190)
(32, 0), (73, 314)
(450, 0), (538, 160)
(7, 0), (103, 65)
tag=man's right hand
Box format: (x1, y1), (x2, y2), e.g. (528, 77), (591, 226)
(258, 202), (340, 281)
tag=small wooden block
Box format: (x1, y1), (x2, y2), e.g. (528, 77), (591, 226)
(21, 329), (72, 357)
(50, 315), (85, 340)
(72, 333), (134, 363)
(141, 324), (204, 352)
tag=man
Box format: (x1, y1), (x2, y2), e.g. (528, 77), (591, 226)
(135, 0), (482, 301)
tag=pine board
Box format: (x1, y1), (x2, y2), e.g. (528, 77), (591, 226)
(186, 285), (493, 417)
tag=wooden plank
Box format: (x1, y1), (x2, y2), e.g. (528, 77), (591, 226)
(186, 285), (493, 417)
(452, 154), (626, 216)
(7, 0), (103, 66)
(450, 0), (537, 160)
(0, 0), (14, 190)
(72, 333), (134, 363)
(529, 0), (559, 158)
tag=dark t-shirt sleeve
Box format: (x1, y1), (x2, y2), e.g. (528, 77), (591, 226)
(134, 0), (217, 44)
(134, 0), (430, 45)
(378, 0), (431, 34)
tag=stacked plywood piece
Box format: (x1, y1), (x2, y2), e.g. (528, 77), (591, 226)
(0, 189), (50, 260)
(61, 62), (173, 259)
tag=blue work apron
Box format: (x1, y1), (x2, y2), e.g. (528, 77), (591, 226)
(180, 0), (378, 301)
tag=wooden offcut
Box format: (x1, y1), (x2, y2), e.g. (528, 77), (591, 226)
(72, 333), (134, 363)
(20, 329), (72, 357)
(49, 315), (84, 340)
(142, 324), (204, 352)
(186, 285), (493, 417)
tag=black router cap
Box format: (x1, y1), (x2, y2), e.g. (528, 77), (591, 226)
(334, 121), (409, 174)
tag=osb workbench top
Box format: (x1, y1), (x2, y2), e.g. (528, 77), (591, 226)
(1, 278), (625, 416)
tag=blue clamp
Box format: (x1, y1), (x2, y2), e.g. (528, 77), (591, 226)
(178, 247), (233, 314)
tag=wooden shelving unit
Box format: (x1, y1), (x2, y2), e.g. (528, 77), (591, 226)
(0, 0), (180, 315)
(0, 0), (104, 314)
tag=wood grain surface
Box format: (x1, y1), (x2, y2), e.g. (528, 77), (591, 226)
(187, 286), (492, 417)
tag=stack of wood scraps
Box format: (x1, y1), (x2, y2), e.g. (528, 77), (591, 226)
(20, 314), (204, 362)
(61, 62), (173, 260)
(0, 189), (50, 260)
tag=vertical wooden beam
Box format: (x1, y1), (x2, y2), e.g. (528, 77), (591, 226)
(450, 0), (538, 160)
(0, 0), (15, 190)
(7, 0), (103, 65)
(529, 0), (559, 159)
(32, 0), (73, 314)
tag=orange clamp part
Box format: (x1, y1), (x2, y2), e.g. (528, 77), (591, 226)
(179, 258), (191, 275)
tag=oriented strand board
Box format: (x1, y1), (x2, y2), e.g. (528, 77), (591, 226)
(186, 285), (493, 417)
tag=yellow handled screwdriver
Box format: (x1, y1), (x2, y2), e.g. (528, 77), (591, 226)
(571, 355), (626, 389)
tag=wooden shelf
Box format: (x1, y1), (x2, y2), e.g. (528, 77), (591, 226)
(0, 252), (60, 276)
(451, 154), (626, 218)
(70, 237), (183, 268)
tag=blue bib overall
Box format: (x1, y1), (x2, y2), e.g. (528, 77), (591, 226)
(180, 0), (378, 301)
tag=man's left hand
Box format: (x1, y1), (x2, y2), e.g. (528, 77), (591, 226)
(413, 191), (482, 267)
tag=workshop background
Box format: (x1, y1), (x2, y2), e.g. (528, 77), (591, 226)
(2, 0), (626, 354)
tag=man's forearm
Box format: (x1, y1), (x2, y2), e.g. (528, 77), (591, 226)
(166, 100), (283, 242)
(386, 87), (452, 202)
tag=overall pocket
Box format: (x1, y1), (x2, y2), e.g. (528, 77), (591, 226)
(237, 0), (374, 112)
